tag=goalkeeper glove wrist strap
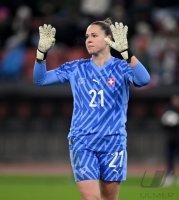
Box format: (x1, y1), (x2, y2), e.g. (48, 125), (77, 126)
(36, 49), (47, 62)
(120, 48), (133, 63)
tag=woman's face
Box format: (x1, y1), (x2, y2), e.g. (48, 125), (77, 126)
(85, 24), (109, 55)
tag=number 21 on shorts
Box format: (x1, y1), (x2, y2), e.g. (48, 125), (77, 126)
(109, 150), (124, 169)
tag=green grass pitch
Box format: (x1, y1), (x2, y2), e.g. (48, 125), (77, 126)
(0, 175), (178, 200)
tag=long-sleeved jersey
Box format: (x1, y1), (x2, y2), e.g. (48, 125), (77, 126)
(34, 57), (150, 152)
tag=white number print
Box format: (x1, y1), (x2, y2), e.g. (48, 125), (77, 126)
(89, 89), (104, 107)
(109, 150), (124, 169)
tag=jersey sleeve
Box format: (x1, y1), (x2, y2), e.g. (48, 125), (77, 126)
(122, 61), (150, 87)
(33, 60), (78, 86)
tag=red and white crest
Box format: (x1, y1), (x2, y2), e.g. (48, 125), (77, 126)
(107, 77), (115, 86)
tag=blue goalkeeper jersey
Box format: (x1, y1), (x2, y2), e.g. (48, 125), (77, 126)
(34, 57), (150, 151)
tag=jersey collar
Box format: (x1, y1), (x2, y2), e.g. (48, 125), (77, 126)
(90, 57), (115, 71)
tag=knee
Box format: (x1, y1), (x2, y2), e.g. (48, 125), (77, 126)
(101, 190), (119, 200)
(101, 193), (119, 200)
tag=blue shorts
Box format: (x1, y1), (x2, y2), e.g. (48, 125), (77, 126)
(69, 136), (127, 182)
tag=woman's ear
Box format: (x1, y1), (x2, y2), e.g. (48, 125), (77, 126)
(107, 34), (113, 41)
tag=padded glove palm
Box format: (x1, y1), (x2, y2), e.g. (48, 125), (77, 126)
(104, 22), (132, 61)
(36, 24), (56, 61)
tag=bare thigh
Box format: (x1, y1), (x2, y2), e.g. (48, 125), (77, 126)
(100, 180), (120, 200)
(77, 180), (101, 200)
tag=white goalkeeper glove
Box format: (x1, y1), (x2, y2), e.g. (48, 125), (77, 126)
(36, 24), (56, 61)
(104, 22), (133, 63)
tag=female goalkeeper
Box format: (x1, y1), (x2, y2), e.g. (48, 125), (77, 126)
(33, 19), (150, 200)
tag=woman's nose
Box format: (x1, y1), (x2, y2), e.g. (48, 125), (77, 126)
(87, 38), (93, 43)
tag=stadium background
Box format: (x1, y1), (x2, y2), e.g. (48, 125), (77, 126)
(0, 0), (179, 199)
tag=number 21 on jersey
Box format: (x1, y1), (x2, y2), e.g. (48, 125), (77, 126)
(89, 89), (104, 107)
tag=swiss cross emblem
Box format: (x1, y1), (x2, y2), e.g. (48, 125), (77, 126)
(107, 77), (115, 86)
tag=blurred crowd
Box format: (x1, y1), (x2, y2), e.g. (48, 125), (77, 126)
(0, 0), (179, 85)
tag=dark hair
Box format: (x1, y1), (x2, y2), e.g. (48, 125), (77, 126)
(90, 18), (113, 36)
